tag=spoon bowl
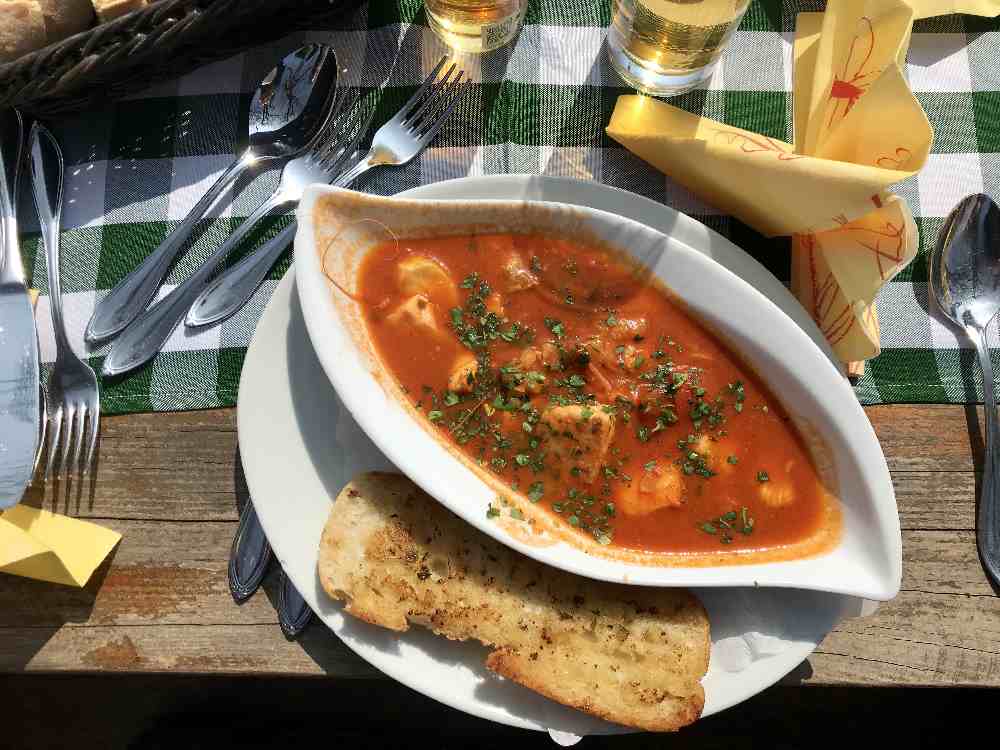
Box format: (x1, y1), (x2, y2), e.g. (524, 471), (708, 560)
(930, 192), (1000, 589)
(247, 42), (342, 160)
(931, 194), (1000, 331)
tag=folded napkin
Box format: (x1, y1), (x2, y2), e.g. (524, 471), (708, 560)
(0, 505), (120, 586)
(607, 0), (1000, 364)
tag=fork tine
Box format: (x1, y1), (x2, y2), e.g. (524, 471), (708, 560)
(59, 404), (75, 483)
(322, 101), (377, 175)
(415, 79), (471, 146)
(45, 405), (63, 481)
(313, 89), (364, 165)
(71, 405), (86, 478)
(405, 65), (461, 132)
(84, 402), (100, 475)
(394, 56), (450, 122)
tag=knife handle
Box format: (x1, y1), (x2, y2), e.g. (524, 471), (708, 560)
(228, 502), (272, 603)
(0, 109), (23, 285)
(278, 569), (313, 638)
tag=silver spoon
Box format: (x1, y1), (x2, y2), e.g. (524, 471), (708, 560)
(930, 193), (1000, 587)
(84, 42), (341, 344)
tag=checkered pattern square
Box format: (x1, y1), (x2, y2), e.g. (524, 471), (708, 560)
(19, 0), (1000, 414)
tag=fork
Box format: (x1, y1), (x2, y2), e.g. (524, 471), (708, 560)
(184, 56), (469, 330)
(99, 85), (378, 377)
(29, 123), (100, 479)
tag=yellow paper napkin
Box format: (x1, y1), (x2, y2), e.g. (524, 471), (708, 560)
(0, 505), (121, 586)
(607, 0), (999, 363)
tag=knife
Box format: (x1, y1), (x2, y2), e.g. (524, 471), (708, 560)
(0, 109), (40, 509)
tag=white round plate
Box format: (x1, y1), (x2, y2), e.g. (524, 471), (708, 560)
(239, 176), (863, 734)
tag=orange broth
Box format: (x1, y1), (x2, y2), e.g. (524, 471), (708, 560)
(358, 232), (833, 557)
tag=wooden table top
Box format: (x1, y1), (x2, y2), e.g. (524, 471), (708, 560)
(1, 404), (995, 686)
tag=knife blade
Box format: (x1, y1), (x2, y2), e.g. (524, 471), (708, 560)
(0, 109), (40, 509)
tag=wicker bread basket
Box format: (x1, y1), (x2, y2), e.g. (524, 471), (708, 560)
(0, 0), (362, 116)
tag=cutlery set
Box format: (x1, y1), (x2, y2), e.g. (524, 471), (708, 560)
(99, 47), (468, 377)
(1, 110), (100, 511)
(0, 40), (467, 630)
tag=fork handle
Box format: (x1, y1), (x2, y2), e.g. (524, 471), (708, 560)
(85, 150), (257, 344)
(101, 190), (294, 377)
(186, 221), (298, 327)
(185, 159), (372, 328)
(330, 153), (375, 189)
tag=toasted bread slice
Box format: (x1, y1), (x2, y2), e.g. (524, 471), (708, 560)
(0, 1), (46, 63)
(318, 472), (710, 732)
(91, 0), (146, 23)
(38, 0), (93, 41)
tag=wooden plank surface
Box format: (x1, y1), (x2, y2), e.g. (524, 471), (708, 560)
(1, 404), (994, 688)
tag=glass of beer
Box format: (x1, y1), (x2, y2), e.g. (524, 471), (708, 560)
(607, 0), (751, 97)
(425, 0), (528, 53)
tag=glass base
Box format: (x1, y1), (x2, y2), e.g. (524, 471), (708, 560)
(427, 8), (525, 53)
(606, 41), (718, 97)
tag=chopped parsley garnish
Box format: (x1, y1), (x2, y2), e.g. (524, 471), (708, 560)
(397, 256), (777, 553)
(699, 506), (755, 544)
(681, 450), (715, 478)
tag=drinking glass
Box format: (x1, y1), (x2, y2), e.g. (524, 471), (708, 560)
(425, 0), (528, 53)
(607, 0), (751, 97)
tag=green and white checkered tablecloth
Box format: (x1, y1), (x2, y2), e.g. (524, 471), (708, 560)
(19, 1), (1000, 414)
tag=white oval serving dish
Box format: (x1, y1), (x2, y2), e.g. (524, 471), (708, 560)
(294, 185), (901, 600)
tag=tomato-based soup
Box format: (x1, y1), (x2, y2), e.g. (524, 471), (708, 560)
(358, 233), (833, 557)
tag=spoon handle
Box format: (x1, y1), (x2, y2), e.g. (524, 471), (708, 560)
(84, 150), (256, 343)
(973, 325), (1000, 586)
(100, 189), (292, 377)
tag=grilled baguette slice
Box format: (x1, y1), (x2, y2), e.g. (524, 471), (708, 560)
(318, 472), (710, 732)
